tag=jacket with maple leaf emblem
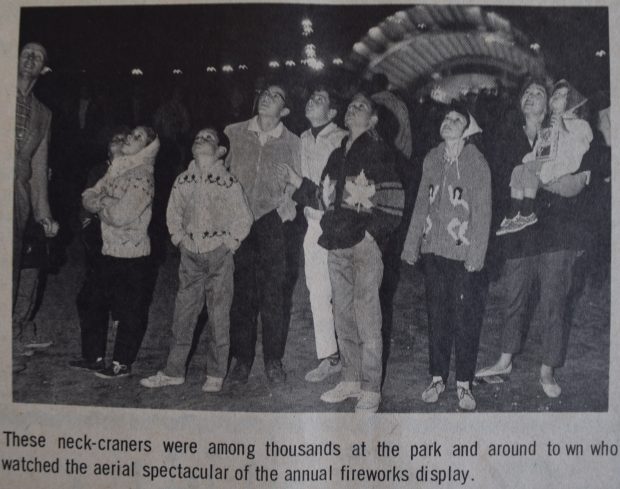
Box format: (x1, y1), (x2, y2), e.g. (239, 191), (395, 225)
(293, 130), (404, 250)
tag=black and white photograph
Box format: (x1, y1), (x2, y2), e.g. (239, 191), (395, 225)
(10, 2), (611, 417)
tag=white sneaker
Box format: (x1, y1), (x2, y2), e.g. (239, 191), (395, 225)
(320, 381), (361, 403)
(305, 358), (342, 382)
(140, 371), (184, 388)
(355, 391), (381, 413)
(421, 379), (445, 403)
(202, 376), (224, 393)
(457, 386), (477, 411)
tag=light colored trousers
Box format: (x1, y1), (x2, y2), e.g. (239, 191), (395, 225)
(164, 245), (233, 379)
(328, 234), (384, 393)
(304, 218), (338, 360)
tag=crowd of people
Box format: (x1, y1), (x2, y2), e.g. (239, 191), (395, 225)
(13, 41), (610, 413)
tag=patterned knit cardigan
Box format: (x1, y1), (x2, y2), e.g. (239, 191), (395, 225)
(82, 138), (159, 258)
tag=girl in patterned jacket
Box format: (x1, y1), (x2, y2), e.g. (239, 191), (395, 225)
(402, 103), (491, 411)
(71, 126), (159, 379)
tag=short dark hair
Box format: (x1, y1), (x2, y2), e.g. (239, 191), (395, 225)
(446, 101), (471, 129)
(264, 79), (289, 104)
(350, 91), (379, 116)
(138, 126), (157, 146)
(518, 76), (551, 104)
(311, 83), (342, 115)
(195, 126), (230, 153)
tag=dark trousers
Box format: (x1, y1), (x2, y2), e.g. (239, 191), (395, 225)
(230, 210), (288, 366)
(423, 254), (486, 383)
(79, 255), (152, 366)
(500, 250), (578, 367)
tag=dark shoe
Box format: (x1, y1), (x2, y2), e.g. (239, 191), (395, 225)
(95, 361), (131, 379)
(227, 361), (251, 385)
(69, 357), (105, 372)
(265, 360), (286, 384)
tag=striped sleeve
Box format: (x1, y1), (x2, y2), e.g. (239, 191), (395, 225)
(365, 146), (404, 243)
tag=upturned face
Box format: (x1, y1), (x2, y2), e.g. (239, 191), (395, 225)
(192, 129), (219, 157)
(520, 83), (547, 117)
(305, 90), (333, 126)
(18, 43), (47, 79)
(257, 85), (287, 119)
(440, 111), (468, 142)
(122, 127), (149, 156)
(108, 133), (127, 159)
(549, 87), (569, 115)
(344, 94), (376, 132)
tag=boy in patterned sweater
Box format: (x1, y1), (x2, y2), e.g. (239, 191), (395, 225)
(141, 128), (252, 393)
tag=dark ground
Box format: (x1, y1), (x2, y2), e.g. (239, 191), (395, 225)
(13, 237), (610, 413)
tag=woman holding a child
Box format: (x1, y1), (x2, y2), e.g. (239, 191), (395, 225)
(476, 77), (594, 398)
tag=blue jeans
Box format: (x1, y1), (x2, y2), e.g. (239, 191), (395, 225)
(164, 245), (233, 378)
(328, 234), (384, 393)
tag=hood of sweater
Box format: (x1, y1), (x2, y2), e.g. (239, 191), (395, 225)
(109, 136), (160, 178)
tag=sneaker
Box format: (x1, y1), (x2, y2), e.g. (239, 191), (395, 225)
(265, 359), (286, 384)
(497, 213), (537, 235)
(421, 379), (445, 403)
(320, 381), (361, 403)
(69, 357), (105, 372)
(496, 215), (518, 236)
(22, 335), (53, 350)
(227, 360), (251, 385)
(95, 361), (131, 379)
(305, 357), (342, 382)
(202, 376), (224, 393)
(457, 386), (477, 411)
(140, 371), (184, 388)
(355, 391), (381, 413)
(13, 342), (35, 357)
(514, 212), (538, 230)
(539, 378), (561, 398)
(13, 359), (27, 374)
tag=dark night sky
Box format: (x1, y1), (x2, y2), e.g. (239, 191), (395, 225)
(18, 4), (609, 93)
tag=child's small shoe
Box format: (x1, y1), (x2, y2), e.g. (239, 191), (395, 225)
(496, 214), (519, 236)
(497, 213), (538, 235)
(514, 212), (538, 230)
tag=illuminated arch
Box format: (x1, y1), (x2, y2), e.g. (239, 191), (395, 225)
(348, 5), (546, 93)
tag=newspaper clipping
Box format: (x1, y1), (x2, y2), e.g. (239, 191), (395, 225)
(1, 0), (618, 487)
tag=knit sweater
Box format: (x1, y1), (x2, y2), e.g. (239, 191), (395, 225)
(82, 138), (159, 258)
(293, 130), (404, 250)
(166, 159), (253, 253)
(402, 142), (491, 271)
(224, 117), (301, 221)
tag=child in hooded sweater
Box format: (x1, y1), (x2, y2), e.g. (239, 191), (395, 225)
(402, 104), (491, 411)
(497, 80), (593, 235)
(140, 128), (253, 393)
(71, 126), (160, 378)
